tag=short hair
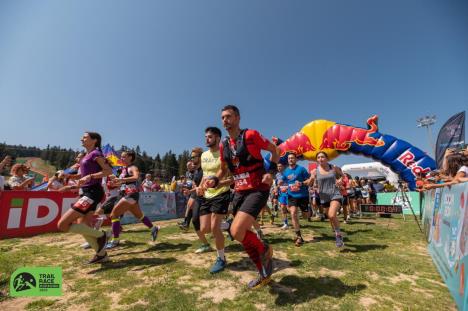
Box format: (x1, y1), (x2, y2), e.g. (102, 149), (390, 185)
(191, 147), (203, 156)
(205, 126), (222, 137)
(287, 153), (297, 158)
(222, 105), (240, 116)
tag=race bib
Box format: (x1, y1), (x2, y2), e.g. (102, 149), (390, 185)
(234, 172), (254, 191)
(279, 186), (288, 193)
(125, 184), (138, 194)
(289, 184), (300, 192)
(73, 196), (94, 212)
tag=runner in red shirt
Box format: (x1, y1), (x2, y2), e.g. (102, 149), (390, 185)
(208, 105), (280, 289)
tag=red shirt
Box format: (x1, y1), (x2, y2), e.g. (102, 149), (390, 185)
(220, 129), (271, 192)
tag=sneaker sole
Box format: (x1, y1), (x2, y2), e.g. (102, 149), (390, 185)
(249, 276), (271, 289)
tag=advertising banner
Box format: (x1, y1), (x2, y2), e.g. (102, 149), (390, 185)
(425, 183), (468, 310)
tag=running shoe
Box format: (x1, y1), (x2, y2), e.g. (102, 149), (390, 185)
(260, 243), (273, 278)
(195, 244), (212, 254)
(81, 242), (91, 249)
(105, 239), (120, 249)
(178, 222), (189, 231)
(151, 225), (160, 242)
(295, 236), (305, 247)
(96, 231), (108, 253)
(210, 257), (227, 274)
(280, 223), (289, 230)
(247, 273), (271, 289)
(87, 252), (109, 264)
(335, 234), (344, 248)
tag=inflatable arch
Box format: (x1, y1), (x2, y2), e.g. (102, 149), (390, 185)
(266, 115), (436, 190)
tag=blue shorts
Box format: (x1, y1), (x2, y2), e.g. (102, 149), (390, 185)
(278, 194), (288, 205)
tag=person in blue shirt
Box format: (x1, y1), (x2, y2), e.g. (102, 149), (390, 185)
(281, 153), (312, 246)
(275, 163), (290, 230)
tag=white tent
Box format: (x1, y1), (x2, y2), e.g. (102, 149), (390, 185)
(341, 162), (399, 186)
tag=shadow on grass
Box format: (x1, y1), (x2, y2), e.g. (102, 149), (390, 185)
(340, 229), (373, 235)
(340, 243), (388, 253)
(227, 256), (303, 273)
(123, 242), (191, 255)
(270, 275), (366, 306)
(87, 257), (176, 274)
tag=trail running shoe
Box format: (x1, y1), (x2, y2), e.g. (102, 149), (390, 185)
(247, 273), (271, 289)
(280, 223), (289, 230)
(260, 243), (273, 278)
(87, 252), (109, 264)
(151, 226), (160, 242)
(210, 257), (227, 274)
(335, 234), (344, 248)
(105, 239), (120, 249)
(295, 236), (305, 247)
(195, 244), (212, 254)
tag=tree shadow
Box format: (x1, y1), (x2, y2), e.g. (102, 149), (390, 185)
(340, 229), (373, 236)
(227, 256), (303, 274)
(339, 243), (388, 253)
(88, 257), (177, 274)
(124, 242), (191, 255)
(264, 236), (295, 245)
(225, 243), (244, 253)
(269, 275), (366, 306)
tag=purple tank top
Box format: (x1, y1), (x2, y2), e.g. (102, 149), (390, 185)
(80, 149), (103, 187)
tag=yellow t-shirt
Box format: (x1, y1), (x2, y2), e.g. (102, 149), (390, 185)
(201, 149), (230, 199)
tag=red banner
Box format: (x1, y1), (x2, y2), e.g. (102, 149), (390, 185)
(0, 191), (79, 239)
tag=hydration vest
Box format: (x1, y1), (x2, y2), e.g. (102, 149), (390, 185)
(222, 129), (265, 191)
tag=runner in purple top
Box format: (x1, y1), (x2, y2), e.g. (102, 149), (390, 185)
(57, 132), (113, 264)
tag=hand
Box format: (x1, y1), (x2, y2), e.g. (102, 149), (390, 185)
(262, 173), (273, 186)
(196, 187), (205, 196)
(204, 179), (216, 189)
(295, 180), (302, 187)
(78, 175), (92, 185)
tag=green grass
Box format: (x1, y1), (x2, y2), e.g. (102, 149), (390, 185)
(0, 216), (456, 310)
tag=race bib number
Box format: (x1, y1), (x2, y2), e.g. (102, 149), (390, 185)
(73, 196), (94, 212)
(234, 172), (254, 191)
(279, 186), (288, 193)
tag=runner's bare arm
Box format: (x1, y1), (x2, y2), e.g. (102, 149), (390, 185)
(119, 165), (140, 183)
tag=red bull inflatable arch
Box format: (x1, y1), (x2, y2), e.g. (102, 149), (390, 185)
(267, 115), (436, 190)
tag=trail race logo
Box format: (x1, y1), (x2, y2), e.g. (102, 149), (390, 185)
(13, 273), (36, 292)
(10, 267), (62, 297)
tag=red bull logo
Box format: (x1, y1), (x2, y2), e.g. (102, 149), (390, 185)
(278, 132), (315, 157)
(319, 115), (385, 151)
(398, 150), (431, 177)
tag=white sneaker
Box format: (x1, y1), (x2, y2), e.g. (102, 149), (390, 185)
(280, 224), (289, 230)
(81, 242), (91, 249)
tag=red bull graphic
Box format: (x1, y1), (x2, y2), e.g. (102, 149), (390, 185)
(265, 115), (436, 190)
(319, 115), (385, 151)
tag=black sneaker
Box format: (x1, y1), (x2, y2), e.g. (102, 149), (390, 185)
(295, 236), (305, 247)
(87, 252), (109, 264)
(96, 230), (108, 253)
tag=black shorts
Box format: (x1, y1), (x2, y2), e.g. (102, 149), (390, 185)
(124, 192), (139, 202)
(101, 196), (120, 215)
(320, 199), (341, 208)
(72, 185), (104, 215)
(287, 196), (310, 212)
(342, 195), (349, 206)
(199, 191), (231, 216)
(232, 190), (270, 218)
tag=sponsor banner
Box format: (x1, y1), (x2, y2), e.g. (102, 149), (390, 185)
(360, 204), (403, 214)
(376, 192), (421, 215)
(10, 267), (62, 297)
(425, 183), (468, 311)
(0, 191), (78, 239)
(0, 191), (181, 239)
(121, 192), (178, 224)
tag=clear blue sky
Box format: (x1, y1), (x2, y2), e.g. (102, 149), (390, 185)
(0, 0), (467, 167)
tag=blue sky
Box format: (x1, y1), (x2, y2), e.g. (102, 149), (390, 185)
(0, 0), (467, 167)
